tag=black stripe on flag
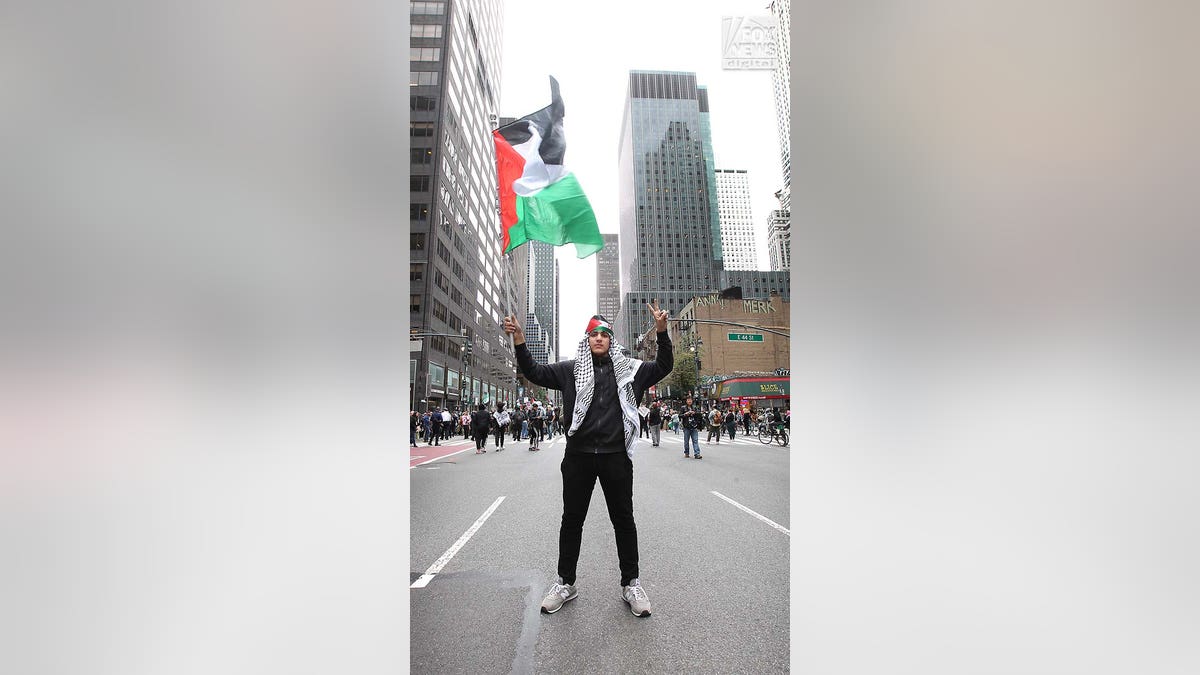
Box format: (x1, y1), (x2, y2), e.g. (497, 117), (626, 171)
(496, 76), (566, 167)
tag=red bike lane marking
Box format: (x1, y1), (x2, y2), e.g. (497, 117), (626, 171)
(411, 439), (474, 468)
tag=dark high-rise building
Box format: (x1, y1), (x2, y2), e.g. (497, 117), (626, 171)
(410, 0), (519, 411)
(616, 71), (723, 351)
(596, 233), (621, 325)
(526, 240), (559, 361)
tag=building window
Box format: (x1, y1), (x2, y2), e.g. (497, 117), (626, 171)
(411, 175), (430, 192)
(436, 241), (451, 264)
(410, 147), (433, 164)
(434, 270), (449, 293)
(411, 1), (445, 15)
(428, 362), (445, 390)
(410, 122), (435, 138)
(410, 24), (443, 38)
(409, 47), (442, 62)
(410, 95), (437, 111)
(433, 300), (448, 322)
(410, 294), (421, 313)
(410, 232), (426, 250)
(410, 203), (430, 221)
(410, 263), (424, 282)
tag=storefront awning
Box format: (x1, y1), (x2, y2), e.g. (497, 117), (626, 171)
(713, 376), (789, 400)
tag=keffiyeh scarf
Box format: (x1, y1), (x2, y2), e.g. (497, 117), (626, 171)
(567, 337), (643, 459)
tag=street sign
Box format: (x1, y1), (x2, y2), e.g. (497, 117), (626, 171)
(727, 333), (764, 342)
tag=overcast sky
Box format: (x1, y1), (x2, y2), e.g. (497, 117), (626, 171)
(498, 0), (785, 358)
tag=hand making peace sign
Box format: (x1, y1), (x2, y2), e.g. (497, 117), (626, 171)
(646, 300), (669, 333)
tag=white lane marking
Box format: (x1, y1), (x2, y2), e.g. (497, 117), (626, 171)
(410, 495), (506, 588)
(411, 447), (473, 468)
(710, 491), (790, 536)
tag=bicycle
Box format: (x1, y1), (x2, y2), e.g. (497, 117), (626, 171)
(757, 421), (789, 447)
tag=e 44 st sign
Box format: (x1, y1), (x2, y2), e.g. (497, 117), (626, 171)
(727, 332), (764, 342)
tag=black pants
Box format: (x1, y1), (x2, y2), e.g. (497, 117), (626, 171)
(473, 431), (488, 450)
(558, 451), (638, 587)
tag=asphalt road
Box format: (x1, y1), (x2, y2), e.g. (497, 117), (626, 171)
(410, 428), (791, 674)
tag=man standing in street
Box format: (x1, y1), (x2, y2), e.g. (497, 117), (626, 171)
(680, 396), (701, 459)
(429, 408), (442, 446)
(706, 404), (723, 444)
(504, 304), (672, 618)
(441, 408), (453, 441)
(470, 402), (491, 454)
(647, 402), (662, 447)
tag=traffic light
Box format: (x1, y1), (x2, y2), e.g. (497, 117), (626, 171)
(464, 342), (473, 358)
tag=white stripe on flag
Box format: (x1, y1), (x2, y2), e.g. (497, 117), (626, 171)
(508, 125), (568, 196)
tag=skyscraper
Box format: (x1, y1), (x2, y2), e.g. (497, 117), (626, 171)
(596, 233), (621, 324)
(715, 169), (758, 271)
(527, 240), (559, 358)
(410, 0), (517, 411)
(616, 70), (723, 350)
(768, 0), (791, 212)
(767, 208), (792, 271)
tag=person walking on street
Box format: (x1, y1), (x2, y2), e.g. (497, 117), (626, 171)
(680, 396), (701, 458)
(492, 402), (510, 451)
(504, 305), (672, 618)
(638, 404), (650, 439)
(429, 408), (442, 446)
(410, 411), (418, 447)
(529, 402), (545, 450)
(420, 411), (432, 443)
(724, 408), (738, 441)
(742, 408), (752, 436)
(706, 405), (723, 444)
(648, 402), (662, 446)
(471, 403), (491, 453)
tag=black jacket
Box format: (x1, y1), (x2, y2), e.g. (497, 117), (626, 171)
(515, 331), (673, 453)
(470, 409), (491, 434)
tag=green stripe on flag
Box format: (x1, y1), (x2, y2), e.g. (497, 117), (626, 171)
(505, 173), (604, 259)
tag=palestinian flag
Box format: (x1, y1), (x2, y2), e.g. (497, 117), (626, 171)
(493, 77), (604, 259)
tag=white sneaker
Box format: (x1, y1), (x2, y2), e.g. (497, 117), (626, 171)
(621, 578), (652, 617)
(540, 578), (578, 614)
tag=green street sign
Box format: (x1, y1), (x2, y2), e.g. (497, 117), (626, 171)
(727, 332), (764, 342)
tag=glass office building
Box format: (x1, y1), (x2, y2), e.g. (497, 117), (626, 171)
(616, 71), (724, 350)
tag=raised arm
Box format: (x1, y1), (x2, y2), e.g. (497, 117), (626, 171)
(503, 314), (567, 390)
(638, 301), (674, 384)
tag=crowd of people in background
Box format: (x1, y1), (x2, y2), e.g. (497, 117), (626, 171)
(410, 401), (566, 450)
(411, 400), (790, 452)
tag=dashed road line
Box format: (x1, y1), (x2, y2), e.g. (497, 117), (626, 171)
(710, 491), (790, 536)
(411, 495), (506, 588)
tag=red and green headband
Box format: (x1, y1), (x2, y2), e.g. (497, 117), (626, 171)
(585, 315), (613, 336)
